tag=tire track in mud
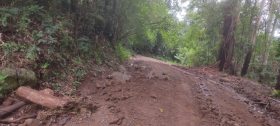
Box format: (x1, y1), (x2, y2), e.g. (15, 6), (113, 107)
(174, 66), (280, 126)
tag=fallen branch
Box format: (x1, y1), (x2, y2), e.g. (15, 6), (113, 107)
(0, 113), (36, 124)
(268, 97), (280, 103)
(16, 86), (69, 109)
(0, 101), (26, 118)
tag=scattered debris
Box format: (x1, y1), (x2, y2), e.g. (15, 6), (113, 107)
(18, 118), (40, 126)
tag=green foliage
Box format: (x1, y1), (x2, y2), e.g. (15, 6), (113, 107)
(52, 83), (62, 92)
(93, 51), (103, 65)
(116, 44), (131, 62)
(0, 73), (7, 84)
(74, 68), (87, 82)
(78, 37), (92, 56)
(18, 5), (43, 32)
(0, 72), (11, 97)
(40, 62), (50, 69)
(272, 90), (280, 97)
(0, 5), (43, 33)
(1, 42), (23, 56)
(26, 45), (39, 61)
(0, 7), (19, 26)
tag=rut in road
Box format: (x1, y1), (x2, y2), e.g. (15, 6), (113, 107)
(63, 56), (280, 126)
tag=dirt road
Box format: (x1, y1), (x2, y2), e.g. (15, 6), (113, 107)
(64, 56), (280, 126)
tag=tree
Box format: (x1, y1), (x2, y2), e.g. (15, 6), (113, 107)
(218, 0), (240, 74)
(262, 0), (279, 66)
(241, 0), (266, 76)
(276, 69), (280, 90)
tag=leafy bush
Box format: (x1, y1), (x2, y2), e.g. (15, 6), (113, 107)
(26, 45), (39, 61)
(78, 37), (92, 56)
(0, 73), (8, 97)
(116, 44), (132, 62)
(1, 42), (23, 56)
(0, 7), (19, 27)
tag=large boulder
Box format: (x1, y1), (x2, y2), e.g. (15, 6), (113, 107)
(0, 68), (37, 96)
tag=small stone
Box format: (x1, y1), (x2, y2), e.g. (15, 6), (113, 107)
(119, 65), (126, 73)
(121, 96), (130, 101)
(164, 76), (169, 80)
(110, 117), (125, 125)
(22, 119), (41, 126)
(105, 97), (110, 101)
(151, 94), (157, 99)
(220, 78), (230, 82)
(102, 92), (108, 95)
(79, 107), (88, 114)
(58, 117), (70, 125)
(96, 83), (106, 89)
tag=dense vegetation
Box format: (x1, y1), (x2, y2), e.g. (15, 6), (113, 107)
(0, 0), (280, 96)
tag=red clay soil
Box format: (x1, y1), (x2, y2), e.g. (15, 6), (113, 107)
(62, 55), (280, 126)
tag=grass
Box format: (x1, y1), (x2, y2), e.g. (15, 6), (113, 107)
(154, 56), (181, 66)
(272, 89), (280, 97)
(116, 44), (132, 62)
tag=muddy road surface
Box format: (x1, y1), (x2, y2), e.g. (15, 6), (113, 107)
(64, 56), (280, 126)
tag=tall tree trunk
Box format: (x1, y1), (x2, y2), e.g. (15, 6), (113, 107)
(71, 0), (78, 39)
(218, 0), (240, 74)
(71, 0), (80, 54)
(241, 0), (265, 76)
(263, 14), (278, 65)
(276, 69), (280, 90)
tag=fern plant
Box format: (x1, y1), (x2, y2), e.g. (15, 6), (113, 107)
(0, 7), (19, 27)
(0, 73), (8, 98)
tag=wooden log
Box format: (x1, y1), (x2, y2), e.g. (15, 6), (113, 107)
(0, 101), (26, 118)
(16, 87), (68, 109)
(0, 113), (36, 123)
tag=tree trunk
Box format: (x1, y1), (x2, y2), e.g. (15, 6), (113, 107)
(218, 0), (240, 74)
(263, 15), (278, 65)
(241, 47), (253, 76)
(241, 0), (265, 76)
(276, 69), (280, 90)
